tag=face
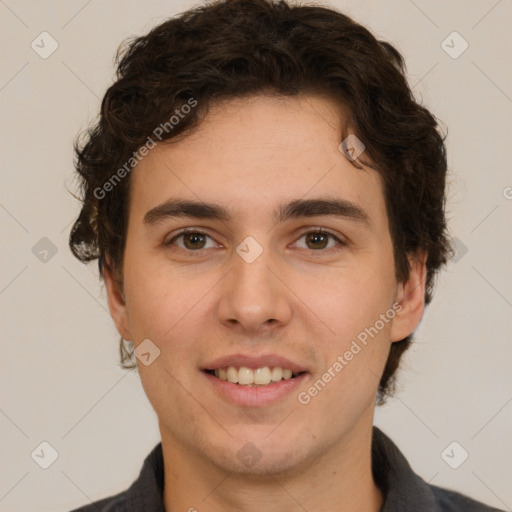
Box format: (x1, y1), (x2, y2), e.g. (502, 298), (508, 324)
(105, 93), (426, 476)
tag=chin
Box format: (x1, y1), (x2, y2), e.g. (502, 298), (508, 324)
(202, 426), (325, 479)
(213, 443), (307, 477)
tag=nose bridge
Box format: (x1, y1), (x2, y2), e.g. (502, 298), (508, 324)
(217, 237), (291, 330)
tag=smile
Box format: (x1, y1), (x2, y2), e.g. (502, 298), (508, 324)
(205, 366), (304, 386)
(202, 368), (309, 407)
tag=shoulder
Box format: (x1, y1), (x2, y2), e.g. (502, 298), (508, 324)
(68, 491), (127, 512)
(431, 484), (506, 512)
(66, 442), (165, 511)
(371, 427), (505, 512)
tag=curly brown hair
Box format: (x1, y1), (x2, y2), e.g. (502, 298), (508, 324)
(69, 0), (452, 402)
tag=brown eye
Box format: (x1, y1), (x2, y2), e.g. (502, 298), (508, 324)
(166, 230), (217, 251)
(182, 232), (207, 250)
(305, 232), (329, 249)
(295, 230), (343, 251)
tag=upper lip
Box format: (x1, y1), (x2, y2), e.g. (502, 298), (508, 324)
(202, 353), (308, 373)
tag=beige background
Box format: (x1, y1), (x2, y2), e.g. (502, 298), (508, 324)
(0, 1), (511, 511)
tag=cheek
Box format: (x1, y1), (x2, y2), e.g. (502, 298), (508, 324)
(293, 257), (396, 407)
(296, 263), (396, 343)
(122, 252), (215, 343)
(296, 288), (395, 432)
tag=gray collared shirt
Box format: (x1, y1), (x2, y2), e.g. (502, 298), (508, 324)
(69, 427), (504, 511)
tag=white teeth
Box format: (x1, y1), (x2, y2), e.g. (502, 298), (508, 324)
(254, 367), (272, 385)
(214, 365), (299, 386)
(271, 367), (283, 382)
(227, 366), (238, 383)
(238, 367), (253, 385)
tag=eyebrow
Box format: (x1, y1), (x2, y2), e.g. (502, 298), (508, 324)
(143, 198), (371, 227)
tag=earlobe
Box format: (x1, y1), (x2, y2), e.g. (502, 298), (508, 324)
(103, 261), (132, 341)
(390, 252), (428, 343)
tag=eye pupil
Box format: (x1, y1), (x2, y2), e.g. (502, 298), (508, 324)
(184, 233), (206, 249)
(306, 232), (328, 249)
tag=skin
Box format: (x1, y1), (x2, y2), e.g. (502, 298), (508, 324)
(104, 93), (427, 512)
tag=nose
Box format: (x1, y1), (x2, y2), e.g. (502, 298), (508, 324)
(216, 243), (293, 334)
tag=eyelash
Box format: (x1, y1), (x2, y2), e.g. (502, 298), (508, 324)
(164, 227), (346, 254)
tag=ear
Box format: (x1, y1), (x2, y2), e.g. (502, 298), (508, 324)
(390, 251), (428, 343)
(103, 260), (132, 341)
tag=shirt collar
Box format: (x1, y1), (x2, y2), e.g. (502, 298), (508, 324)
(372, 426), (437, 510)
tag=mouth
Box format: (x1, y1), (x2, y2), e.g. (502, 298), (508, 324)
(201, 354), (310, 406)
(203, 366), (307, 387)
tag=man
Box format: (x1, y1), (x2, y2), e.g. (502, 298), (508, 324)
(68, 0), (503, 510)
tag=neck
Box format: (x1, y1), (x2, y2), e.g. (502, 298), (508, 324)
(161, 412), (382, 512)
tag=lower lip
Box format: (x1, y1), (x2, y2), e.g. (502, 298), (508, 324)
(202, 371), (308, 407)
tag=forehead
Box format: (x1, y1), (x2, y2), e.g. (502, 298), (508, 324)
(129, 93), (388, 231)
